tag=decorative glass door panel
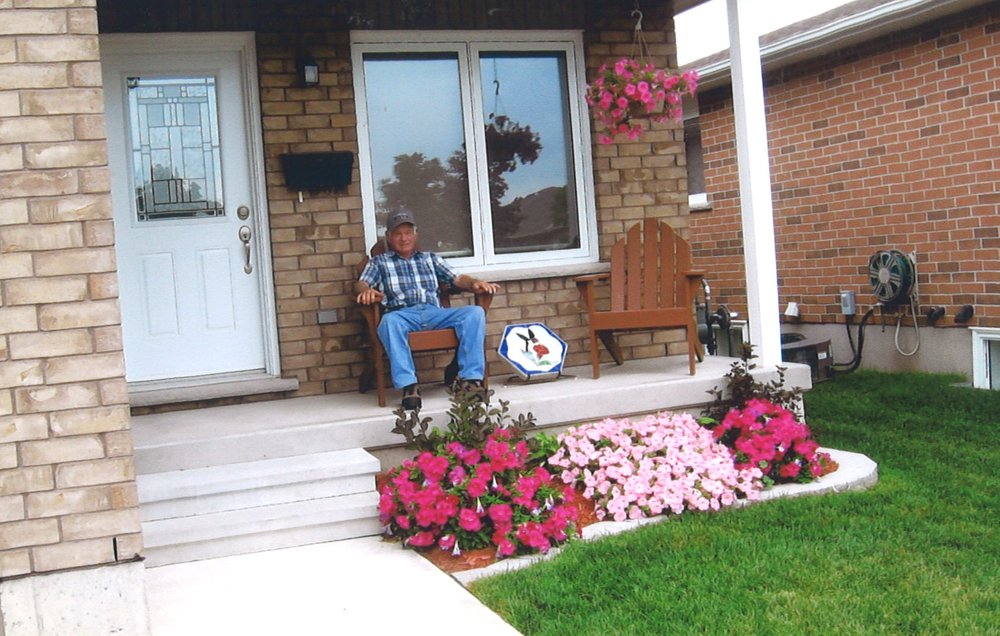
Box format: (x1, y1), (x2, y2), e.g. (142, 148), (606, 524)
(127, 76), (225, 221)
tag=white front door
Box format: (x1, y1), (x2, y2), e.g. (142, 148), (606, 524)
(102, 34), (274, 383)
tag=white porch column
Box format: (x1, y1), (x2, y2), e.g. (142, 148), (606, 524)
(725, 0), (782, 366)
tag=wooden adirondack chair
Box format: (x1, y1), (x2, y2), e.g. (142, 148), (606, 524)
(575, 218), (704, 379)
(356, 242), (493, 407)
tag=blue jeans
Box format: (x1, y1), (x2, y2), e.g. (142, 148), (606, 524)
(377, 303), (487, 389)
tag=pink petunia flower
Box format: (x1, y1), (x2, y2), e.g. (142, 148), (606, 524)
(458, 508), (482, 532)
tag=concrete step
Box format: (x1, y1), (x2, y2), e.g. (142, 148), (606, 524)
(137, 448), (377, 521)
(138, 448), (384, 567)
(140, 474), (377, 522)
(142, 493), (383, 567)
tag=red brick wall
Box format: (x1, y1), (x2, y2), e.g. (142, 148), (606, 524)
(692, 6), (1000, 329)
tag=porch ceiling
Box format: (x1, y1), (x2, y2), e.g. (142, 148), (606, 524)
(96, 0), (710, 34)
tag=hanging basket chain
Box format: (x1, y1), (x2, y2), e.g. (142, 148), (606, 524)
(630, 9), (653, 65)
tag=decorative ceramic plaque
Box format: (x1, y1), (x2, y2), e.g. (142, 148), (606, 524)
(498, 323), (568, 381)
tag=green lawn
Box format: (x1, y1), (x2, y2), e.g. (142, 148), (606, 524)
(471, 371), (1000, 635)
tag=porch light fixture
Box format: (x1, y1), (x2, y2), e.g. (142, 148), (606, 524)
(297, 55), (319, 87)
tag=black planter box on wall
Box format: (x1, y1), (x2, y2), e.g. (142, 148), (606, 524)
(280, 151), (353, 192)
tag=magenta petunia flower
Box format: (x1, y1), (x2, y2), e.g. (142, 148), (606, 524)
(407, 531), (435, 548)
(488, 503), (513, 524)
(466, 478), (487, 498)
(458, 508), (482, 532)
(496, 539), (516, 557)
(448, 465), (467, 486)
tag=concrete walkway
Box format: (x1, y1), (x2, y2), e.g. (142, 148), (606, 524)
(145, 536), (521, 636)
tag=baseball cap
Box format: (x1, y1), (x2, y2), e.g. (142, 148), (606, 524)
(386, 207), (416, 232)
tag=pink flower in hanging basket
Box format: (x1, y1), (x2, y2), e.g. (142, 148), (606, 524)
(585, 57), (698, 144)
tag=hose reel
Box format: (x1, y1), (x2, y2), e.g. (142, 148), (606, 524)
(868, 249), (915, 307)
(869, 249), (920, 356)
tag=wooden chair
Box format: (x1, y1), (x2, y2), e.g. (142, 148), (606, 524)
(356, 242), (493, 406)
(575, 218), (704, 379)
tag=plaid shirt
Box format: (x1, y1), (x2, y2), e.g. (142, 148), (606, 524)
(359, 250), (457, 311)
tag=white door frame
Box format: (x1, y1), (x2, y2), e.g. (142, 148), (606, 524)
(101, 32), (285, 400)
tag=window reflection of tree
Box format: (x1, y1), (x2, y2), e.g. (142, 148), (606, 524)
(376, 152), (471, 253)
(135, 163), (223, 221)
(376, 114), (543, 253)
(483, 115), (540, 248)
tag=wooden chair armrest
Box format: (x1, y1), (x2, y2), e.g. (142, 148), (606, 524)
(439, 284), (494, 312)
(574, 272), (610, 285)
(682, 270), (706, 280)
(358, 301), (381, 329)
(473, 291), (494, 312)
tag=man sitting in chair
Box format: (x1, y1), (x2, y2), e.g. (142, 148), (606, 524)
(355, 207), (500, 410)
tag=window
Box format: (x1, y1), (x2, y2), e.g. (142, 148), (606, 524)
(683, 115), (710, 211)
(971, 327), (1000, 390)
(352, 31), (597, 270)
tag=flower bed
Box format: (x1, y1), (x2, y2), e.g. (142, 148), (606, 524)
(379, 429), (579, 559)
(707, 399), (837, 486)
(379, 372), (837, 568)
(549, 412), (763, 522)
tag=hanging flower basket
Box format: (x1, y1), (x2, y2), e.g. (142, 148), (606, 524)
(585, 58), (699, 144)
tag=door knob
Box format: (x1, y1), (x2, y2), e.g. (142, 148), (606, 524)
(238, 225), (252, 274)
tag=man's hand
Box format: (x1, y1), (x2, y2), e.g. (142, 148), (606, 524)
(455, 274), (499, 295)
(470, 279), (500, 295)
(356, 288), (384, 305)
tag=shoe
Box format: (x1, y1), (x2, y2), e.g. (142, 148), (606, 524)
(401, 384), (421, 410)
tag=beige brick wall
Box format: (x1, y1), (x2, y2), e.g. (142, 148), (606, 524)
(0, 3), (141, 577)
(246, 5), (691, 402)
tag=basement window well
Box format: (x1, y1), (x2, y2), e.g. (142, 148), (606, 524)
(971, 327), (1000, 390)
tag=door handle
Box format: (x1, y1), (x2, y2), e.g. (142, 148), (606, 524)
(238, 225), (253, 274)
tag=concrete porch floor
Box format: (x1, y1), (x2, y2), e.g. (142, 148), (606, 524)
(132, 354), (812, 473)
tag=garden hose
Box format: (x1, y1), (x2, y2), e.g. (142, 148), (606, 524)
(892, 294), (921, 357)
(832, 306), (878, 374)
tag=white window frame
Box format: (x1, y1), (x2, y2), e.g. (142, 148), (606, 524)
(971, 327), (1000, 390)
(683, 103), (710, 212)
(351, 30), (598, 273)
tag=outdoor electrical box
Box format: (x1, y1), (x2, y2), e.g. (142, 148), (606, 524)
(840, 291), (857, 316)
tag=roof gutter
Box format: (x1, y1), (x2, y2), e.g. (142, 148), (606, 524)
(690, 0), (993, 90)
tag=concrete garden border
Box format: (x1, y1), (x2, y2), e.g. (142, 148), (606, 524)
(454, 448), (877, 585)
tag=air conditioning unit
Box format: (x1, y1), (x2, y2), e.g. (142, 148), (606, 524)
(780, 332), (833, 383)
